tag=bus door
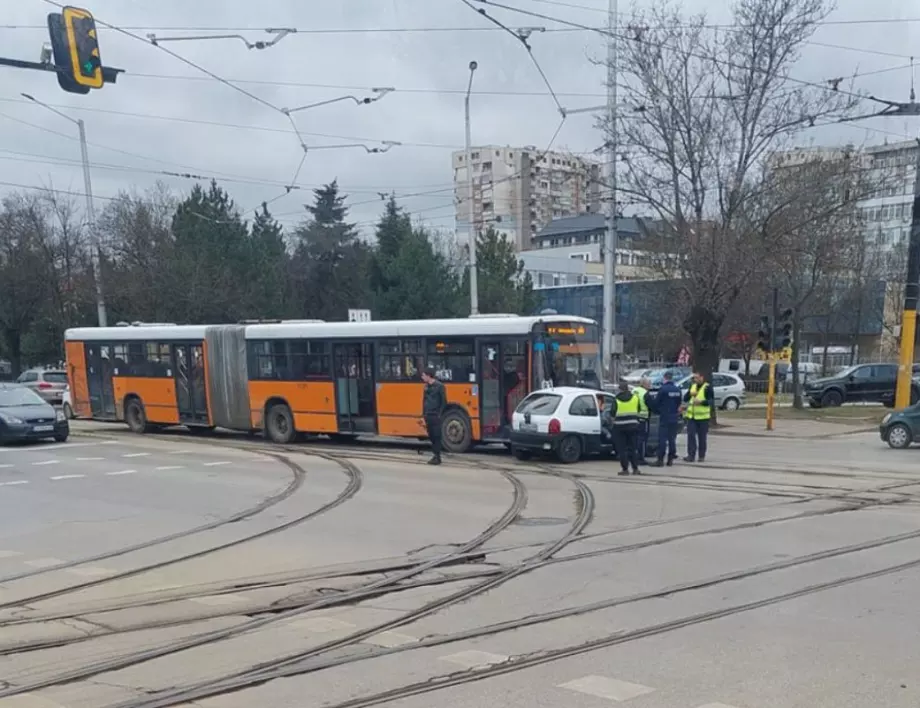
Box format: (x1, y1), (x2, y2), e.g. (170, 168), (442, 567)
(85, 342), (116, 418)
(172, 343), (209, 424)
(479, 340), (528, 439)
(333, 342), (377, 434)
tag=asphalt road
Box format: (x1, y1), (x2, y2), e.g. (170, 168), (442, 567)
(0, 425), (917, 708)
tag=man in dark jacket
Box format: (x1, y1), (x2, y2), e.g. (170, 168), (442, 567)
(654, 371), (682, 466)
(602, 381), (643, 475)
(420, 365), (447, 465)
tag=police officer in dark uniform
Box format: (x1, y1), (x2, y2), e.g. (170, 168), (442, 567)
(421, 365), (447, 465)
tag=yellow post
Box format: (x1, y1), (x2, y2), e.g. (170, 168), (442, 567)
(896, 308), (917, 410)
(766, 353), (776, 431)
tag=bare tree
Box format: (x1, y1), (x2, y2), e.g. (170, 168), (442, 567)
(758, 149), (868, 406)
(607, 0), (858, 377)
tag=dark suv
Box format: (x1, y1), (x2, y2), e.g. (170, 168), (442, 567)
(805, 363), (919, 408)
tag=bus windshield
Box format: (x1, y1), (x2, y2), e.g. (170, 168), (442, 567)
(532, 321), (600, 389)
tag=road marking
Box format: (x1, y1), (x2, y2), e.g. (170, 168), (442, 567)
(75, 457), (104, 461)
(0, 464), (12, 468)
(203, 461), (232, 467)
(0, 693), (67, 706)
(0, 551), (23, 559)
(557, 676), (655, 702)
(106, 469), (137, 476)
(50, 474), (85, 480)
(695, 704), (742, 708)
(169, 449), (197, 454)
(440, 650), (508, 668)
(23, 558), (65, 569)
(188, 594), (248, 607)
(155, 466), (185, 471)
(283, 617), (356, 633)
(0, 480), (28, 487)
(31, 460), (60, 466)
(122, 452), (150, 458)
(0, 441), (114, 453)
(364, 631), (418, 648)
(65, 566), (116, 578)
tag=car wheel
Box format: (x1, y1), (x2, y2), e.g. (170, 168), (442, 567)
(886, 423), (912, 449)
(512, 446), (531, 461)
(54, 433), (68, 443)
(556, 435), (582, 464)
(265, 403), (295, 444)
(820, 390), (842, 407)
(722, 397), (740, 411)
(62, 402), (74, 420)
(441, 409), (472, 453)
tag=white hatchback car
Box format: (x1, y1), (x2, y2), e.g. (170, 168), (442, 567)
(508, 386), (679, 464)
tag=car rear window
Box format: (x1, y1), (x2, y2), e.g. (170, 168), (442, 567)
(43, 372), (68, 383)
(516, 392), (562, 415)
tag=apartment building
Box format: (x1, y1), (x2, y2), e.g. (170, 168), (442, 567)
(452, 145), (602, 252)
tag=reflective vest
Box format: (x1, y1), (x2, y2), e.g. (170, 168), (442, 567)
(632, 386), (650, 419)
(685, 382), (711, 420)
(613, 393), (640, 425)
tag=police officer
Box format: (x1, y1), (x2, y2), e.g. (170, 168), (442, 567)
(605, 381), (644, 476)
(632, 377), (653, 458)
(654, 371), (681, 466)
(420, 365), (447, 465)
(683, 370), (713, 462)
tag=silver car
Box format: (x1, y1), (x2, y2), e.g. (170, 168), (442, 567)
(677, 373), (746, 411)
(16, 369), (69, 404)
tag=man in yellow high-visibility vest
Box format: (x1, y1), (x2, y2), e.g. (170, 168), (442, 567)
(683, 371), (713, 462)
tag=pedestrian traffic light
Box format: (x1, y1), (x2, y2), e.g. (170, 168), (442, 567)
(757, 316), (771, 353)
(62, 6), (103, 89)
(778, 308), (793, 349)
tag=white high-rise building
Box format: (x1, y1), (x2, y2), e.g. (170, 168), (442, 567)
(452, 145), (602, 252)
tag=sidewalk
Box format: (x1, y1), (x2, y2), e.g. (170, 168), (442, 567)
(712, 417), (878, 439)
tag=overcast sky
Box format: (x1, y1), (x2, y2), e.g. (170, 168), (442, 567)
(1, 0), (917, 236)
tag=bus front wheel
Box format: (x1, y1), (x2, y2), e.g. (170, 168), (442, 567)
(441, 409), (472, 453)
(265, 403), (296, 444)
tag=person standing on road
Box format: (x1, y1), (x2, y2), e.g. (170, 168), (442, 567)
(604, 381), (642, 476)
(654, 371), (681, 466)
(632, 377), (653, 458)
(420, 365), (447, 465)
(683, 371), (713, 462)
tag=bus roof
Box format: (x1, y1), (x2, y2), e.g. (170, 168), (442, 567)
(64, 315), (597, 342)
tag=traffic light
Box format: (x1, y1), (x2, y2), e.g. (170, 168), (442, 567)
(62, 6), (103, 89)
(778, 308), (793, 349)
(757, 316), (771, 353)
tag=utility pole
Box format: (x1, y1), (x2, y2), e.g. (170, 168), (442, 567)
(22, 94), (107, 326)
(464, 61), (480, 316)
(766, 287), (779, 431)
(602, 0), (619, 383)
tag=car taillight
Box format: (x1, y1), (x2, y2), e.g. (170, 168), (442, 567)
(38, 382), (52, 390)
(548, 418), (561, 434)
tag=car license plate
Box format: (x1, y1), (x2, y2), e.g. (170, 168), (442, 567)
(33, 425), (53, 432)
(519, 422), (537, 433)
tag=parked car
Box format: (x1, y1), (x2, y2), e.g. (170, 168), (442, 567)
(805, 363), (920, 408)
(675, 373), (746, 411)
(61, 385), (75, 420)
(508, 386), (682, 463)
(879, 404), (920, 449)
(622, 368), (657, 384)
(648, 367), (692, 389)
(0, 383), (69, 443)
(15, 368), (68, 404)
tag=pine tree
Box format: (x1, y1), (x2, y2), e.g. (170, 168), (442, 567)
(247, 203), (289, 319)
(466, 227), (538, 315)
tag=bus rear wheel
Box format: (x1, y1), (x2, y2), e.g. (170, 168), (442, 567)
(441, 409), (472, 453)
(125, 398), (151, 434)
(265, 403), (296, 444)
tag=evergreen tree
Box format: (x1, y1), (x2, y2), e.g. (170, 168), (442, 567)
(247, 203), (289, 319)
(465, 227), (538, 315)
(170, 181), (251, 323)
(291, 181), (372, 320)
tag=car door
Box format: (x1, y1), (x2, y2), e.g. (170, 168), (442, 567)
(847, 365), (875, 401)
(871, 364), (898, 402)
(711, 374), (731, 407)
(566, 394), (602, 452)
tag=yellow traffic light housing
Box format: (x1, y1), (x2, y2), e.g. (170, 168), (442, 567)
(62, 6), (103, 89)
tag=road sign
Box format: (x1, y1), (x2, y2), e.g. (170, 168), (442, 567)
(348, 309), (371, 322)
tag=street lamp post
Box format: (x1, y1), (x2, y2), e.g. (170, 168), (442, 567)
(21, 93), (107, 327)
(464, 61), (480, 316)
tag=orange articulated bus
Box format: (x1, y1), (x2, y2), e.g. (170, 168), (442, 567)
(64, 314), (600, 452)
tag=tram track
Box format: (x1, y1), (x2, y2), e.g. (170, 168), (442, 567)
(110, 482), (920, 708)
(0, 462), (531, 699)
